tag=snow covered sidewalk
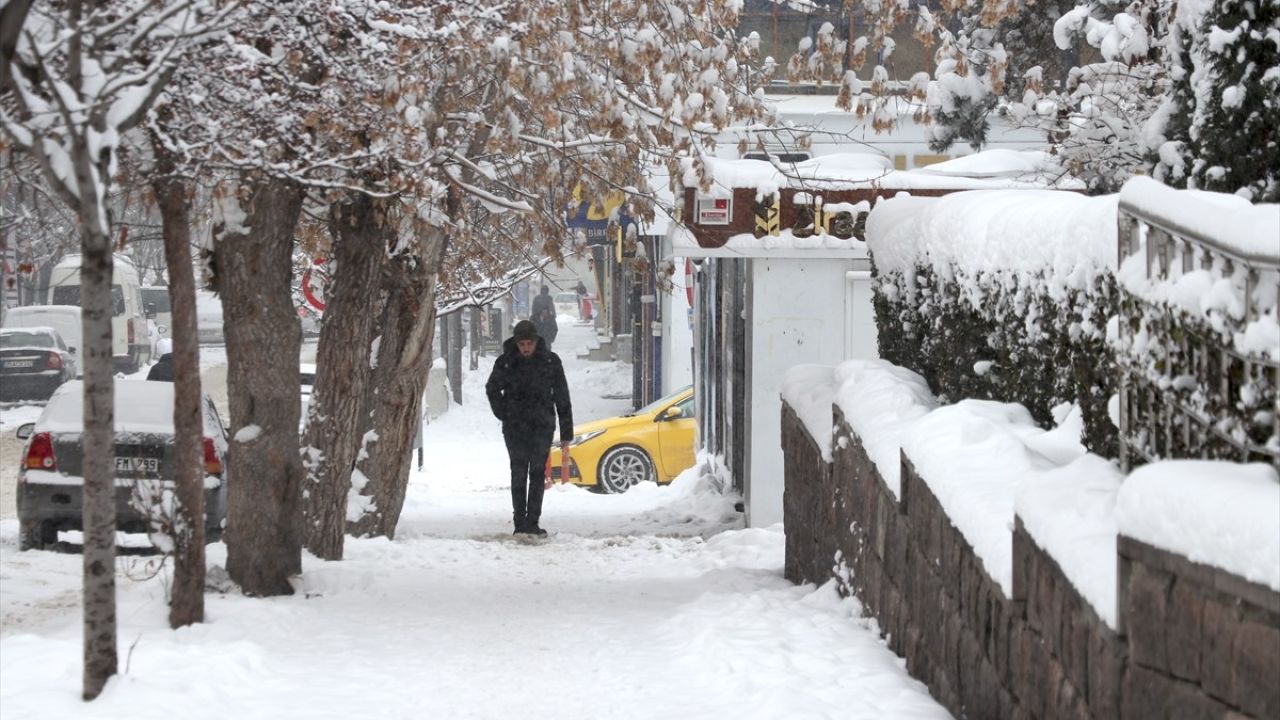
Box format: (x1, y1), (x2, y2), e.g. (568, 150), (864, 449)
(0, 322), (949, 719)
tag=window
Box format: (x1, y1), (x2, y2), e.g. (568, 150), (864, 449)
(913, 154), (951, 168)
(743, 151), (811, 163)
(0, 331), (55, 349)
(51, 284), (126, 315)
(142, 287), (171, 312)
(677, 396), (695, 418)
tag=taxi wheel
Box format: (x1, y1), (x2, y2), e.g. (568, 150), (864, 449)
(597, 445), (654, 494)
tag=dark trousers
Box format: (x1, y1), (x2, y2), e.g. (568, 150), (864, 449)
(503, 426), (552, 527)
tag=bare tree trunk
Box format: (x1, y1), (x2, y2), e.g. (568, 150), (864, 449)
(469, 306), (480, 370)
(79, 225), (117, 700)
(149, 130), (204, 627)
(348, 229), (446, 538)
(301, 193), (390, 560)
(447, 311), (463, 404)
(0, 0), (32, 91)
(215, 176), (305, 596)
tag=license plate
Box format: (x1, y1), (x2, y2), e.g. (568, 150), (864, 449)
(2, 359), (34, 369)
(114, 456), (159, 474)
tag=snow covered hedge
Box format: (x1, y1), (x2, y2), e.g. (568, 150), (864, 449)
(867, 181), (1280, 466)
(866, 190), (1121, 455)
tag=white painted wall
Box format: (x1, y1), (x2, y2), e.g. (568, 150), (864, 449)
(745, 256), (868, 527)
(661, 256), (694, 395)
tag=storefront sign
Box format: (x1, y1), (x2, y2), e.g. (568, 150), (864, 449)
(696, 196), (731, 225)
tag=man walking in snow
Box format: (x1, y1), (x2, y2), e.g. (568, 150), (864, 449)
(485, 320), (573, 536)
(530, 285), (559, 350)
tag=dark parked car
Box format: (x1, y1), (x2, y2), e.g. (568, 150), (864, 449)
(16, 379), (230, 551)
(0, 327), (77, 401)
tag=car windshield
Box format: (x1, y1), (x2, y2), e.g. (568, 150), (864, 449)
(0, 331), (54, 349)
(624, 385), (693, 417)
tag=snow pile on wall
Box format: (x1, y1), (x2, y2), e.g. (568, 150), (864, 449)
(903, 399), (1120, 607)
(1015, 454), (1123, 628)
(1116, 461), (1280, 592)
(784, 359), (1124, 624)
(832, 360), (937, 498)
(780, 365), (840, 461)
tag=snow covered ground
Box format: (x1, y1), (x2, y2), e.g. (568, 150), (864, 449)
(0, 321), (948, 719)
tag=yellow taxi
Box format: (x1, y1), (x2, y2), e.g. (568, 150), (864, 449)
(550, 385), (695, 493)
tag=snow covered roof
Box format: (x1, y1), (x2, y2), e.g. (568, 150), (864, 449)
(690, 151), (1074, 198)
(911, 149), (1056, 179)
(670, 224), (869, 259)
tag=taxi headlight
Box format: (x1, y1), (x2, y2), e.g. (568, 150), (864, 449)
(571, 429), (606, 446)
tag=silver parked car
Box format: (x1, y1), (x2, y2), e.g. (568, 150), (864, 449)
(16, 379), (230, 551)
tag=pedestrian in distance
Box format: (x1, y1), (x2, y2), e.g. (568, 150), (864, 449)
(147, 338), (174, 381)
(485, 320), (574, 536)
(530, 284), (559, 351)
(575, 279), (589, 321)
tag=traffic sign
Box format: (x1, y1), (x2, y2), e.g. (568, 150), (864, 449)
(302, 267), (327, 312)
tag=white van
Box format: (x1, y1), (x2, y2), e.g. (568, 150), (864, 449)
(45, 254), (151, 372)
(141, 286), (172, 339)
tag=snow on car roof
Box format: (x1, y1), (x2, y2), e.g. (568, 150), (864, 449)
(1, 326), (57, 335)
(37, 380), (218, 436)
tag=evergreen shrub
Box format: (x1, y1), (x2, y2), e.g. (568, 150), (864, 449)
(873, 259), (1120, 456)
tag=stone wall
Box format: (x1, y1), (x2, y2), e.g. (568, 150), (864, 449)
(781, 403), (831, 586)
(782, 400), (1280, 720)
(1119, 536), (1279, 719)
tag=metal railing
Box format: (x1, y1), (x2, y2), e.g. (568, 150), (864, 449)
(1116, 200), (1280, 473)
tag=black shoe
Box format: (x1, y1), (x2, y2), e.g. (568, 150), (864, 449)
(513, 514), (527, 535)
(525, 523), (548, 537)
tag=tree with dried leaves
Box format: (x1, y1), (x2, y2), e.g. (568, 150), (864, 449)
(1, 0), (229, 698)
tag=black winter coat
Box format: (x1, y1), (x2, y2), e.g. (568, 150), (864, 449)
(531, 293), (558, 344)
(147, 353), (174, 382)
(485, 337), (573, 441)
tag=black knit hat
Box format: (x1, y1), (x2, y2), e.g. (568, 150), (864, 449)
(513, 319), (539, 340)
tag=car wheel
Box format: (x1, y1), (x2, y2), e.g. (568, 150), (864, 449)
(19, 520), (55, 551)
(597, 445), (654, 494)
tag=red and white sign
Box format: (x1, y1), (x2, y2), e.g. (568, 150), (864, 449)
(695, 196), (731, 225)
(684, 258), (695, 307)
(302, 265), (328, 312)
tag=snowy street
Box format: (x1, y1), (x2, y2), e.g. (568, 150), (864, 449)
(0, 321), (949, 720)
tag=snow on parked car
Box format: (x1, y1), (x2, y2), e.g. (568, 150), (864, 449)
(15, 379), (230, 551)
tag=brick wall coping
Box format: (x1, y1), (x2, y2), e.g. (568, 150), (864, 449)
(1014, 453), (1123, 629)
(1117, 460), (1280, 592)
